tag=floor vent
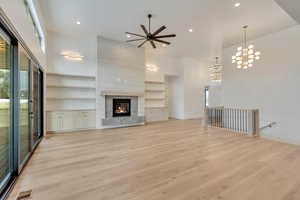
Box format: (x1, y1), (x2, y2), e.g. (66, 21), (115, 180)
(17, 190), (32, 200)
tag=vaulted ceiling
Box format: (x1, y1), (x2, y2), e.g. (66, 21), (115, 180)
(275, 0), (300, 24)
(39, 0), (297, 59)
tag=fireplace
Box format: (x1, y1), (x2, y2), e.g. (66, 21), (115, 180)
(113, 99), (131, 117)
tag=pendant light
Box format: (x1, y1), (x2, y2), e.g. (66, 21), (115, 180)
(232, 25), (261, 69)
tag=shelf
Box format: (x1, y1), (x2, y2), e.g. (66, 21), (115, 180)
(145, 89), (165, 92)
(145, 81), (164, 84)
(46, 109), (96, 112)
(145, 98), (165, 100)
(47, 72), (96, 79)
(47, 85), (96, 89)
(145, 106), (166, 108)
(47, 97), (96, 100)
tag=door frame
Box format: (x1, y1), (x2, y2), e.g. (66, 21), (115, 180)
(29, 62), (43, 150)
(0, 17), (19, 199)
(0, 8), (45, 200)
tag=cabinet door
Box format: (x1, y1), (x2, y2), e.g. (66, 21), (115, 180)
(46, 112), (63, 131)
(46, 112), (56, 131)
(72, 111), (81, 129)
(62, 112), (73, 131)
(73, 111), (87, 130)
(55, 112), (64, 131)
(87, 111), (96, 129)
(81, 111), (89, 129)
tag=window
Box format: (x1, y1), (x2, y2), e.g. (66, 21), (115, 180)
(0, 28), (12, 195)
(23, 0), (45, 53)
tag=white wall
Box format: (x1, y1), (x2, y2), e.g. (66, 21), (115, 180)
(47, 31), (97, 76)
(98, 36), (145, 93)
(145, 50), (181, 76)
(208, 85), (222, 107)
(168, 74), (184, 119)
(45, 31), (98, 112)
(182, 58), (209, 119)
(167, 58), (209, 120)
(0, 0), (47, 67)
(222, 25), (300, 145)
(145, 49), (210, 120)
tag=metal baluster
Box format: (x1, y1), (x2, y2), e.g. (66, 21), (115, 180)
(239, 109), (242, 132)
(238, 109), (240, 132)
(242, 110), (245, 133)
(235, 109), (238, 132)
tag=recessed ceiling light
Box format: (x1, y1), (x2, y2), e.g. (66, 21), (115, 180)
(234, 2), (241, 7)
(126, 34), (131, 38)
(162, 44), (167, 47)
(188, 29), (193, 33)
(76, 21), (81, 25)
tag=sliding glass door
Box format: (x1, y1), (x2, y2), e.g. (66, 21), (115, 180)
(30, 64), (42, 146)
(19, 47), (30, 165)
(0, 28), (12, 194)
(0, 17), (44, 199)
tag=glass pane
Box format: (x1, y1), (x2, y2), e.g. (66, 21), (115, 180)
(0, 33), (11, 184)
(31, 64), (40, 144)
(19, 47), (30, 164)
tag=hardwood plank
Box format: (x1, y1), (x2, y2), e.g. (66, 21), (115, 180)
(7, 119), (300, 200)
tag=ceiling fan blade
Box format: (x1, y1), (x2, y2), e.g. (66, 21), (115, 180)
(125, 32), (145, 38)
(152, 26), (166, 36)
(126, 38), (146, 42)
(152, 39), (170, 45)
(150, 41), (156, 48)
(154, 34), (176, 39)
(140, 25), (149, 36)
(138, 40), (147, 48)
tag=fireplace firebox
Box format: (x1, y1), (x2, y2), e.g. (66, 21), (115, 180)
(113, 99), (131, 117)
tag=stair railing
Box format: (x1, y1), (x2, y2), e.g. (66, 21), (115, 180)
(204, 107), (259, 136)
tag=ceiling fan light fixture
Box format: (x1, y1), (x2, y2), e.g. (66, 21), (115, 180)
(125, 14), (176, 49)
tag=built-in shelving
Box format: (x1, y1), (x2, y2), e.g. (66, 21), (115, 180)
(46, 109), (96, 112)
(47, 85), (96, 89)
(46, 72), (97, 113)
(47, 97), (96, 100)
(145, 89), (165, 92)
(145, 79), (167, 110)
(145, 98), (165, 100)
(47, 72), (96, 79)
(145, 106), (166, 108)
(145, 80), (164, 84)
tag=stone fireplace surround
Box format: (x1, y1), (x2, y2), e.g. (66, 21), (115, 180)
(99, 91), (145, 128)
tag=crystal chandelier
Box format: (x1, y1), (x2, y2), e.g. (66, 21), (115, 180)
(209, 57), (222, 82)
(232, 25), (261, 69)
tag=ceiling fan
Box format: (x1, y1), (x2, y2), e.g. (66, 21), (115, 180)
(126, 14), (176, 48)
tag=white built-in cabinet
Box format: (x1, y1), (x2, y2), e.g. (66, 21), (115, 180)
(46, 110), (96, 132)
(73, 110), (96, 130)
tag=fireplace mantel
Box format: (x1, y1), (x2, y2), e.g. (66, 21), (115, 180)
(100, 90), (144, 97)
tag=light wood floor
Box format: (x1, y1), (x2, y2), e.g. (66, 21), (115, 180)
(8, 119), (300, 200)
